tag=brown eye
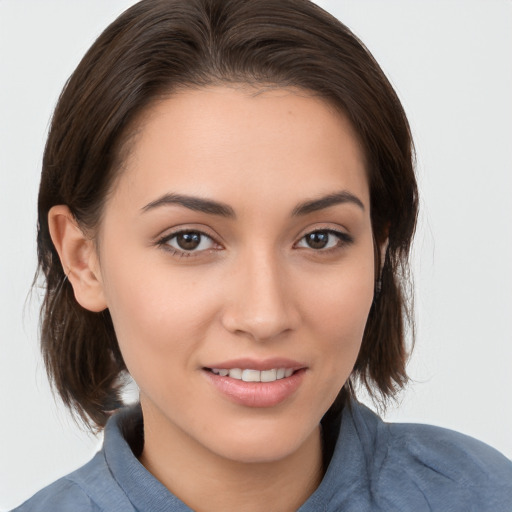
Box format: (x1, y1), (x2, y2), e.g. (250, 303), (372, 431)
(176, 232), (202, 250)
(296, 229), (353, 251)
(164, 230), (216, 253)
(304, 231), (330, 249)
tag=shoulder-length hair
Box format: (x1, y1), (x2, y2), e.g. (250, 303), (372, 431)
(37, 0), (418, 430)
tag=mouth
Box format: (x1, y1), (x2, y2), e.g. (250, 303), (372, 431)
(202, 361), (306, 407)
(205, 367), (296, 382)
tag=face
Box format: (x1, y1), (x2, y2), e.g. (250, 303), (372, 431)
(96, 85), (375, 463)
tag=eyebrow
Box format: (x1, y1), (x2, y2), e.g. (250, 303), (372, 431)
(292, 191), (365, 216)
(141, 190), (364, 218)
(141, 193), (236, 217)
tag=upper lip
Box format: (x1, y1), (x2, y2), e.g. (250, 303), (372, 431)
(203, 357), (307, 371)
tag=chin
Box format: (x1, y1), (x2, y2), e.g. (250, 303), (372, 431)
(203, 419), (319, 465)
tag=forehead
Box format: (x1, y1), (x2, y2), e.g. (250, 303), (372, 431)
(108, 85), (369, 215)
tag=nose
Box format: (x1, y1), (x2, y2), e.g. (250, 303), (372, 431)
(221, 248), (300, 342)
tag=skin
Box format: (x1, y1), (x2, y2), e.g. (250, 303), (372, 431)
(50, 85), (377, 512)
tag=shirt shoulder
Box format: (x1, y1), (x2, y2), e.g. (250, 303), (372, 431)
(387, 420), (512, 483)
(12, 477), (100, 512)
(12, 451), (136, 512)
(352, 404), (512, 511)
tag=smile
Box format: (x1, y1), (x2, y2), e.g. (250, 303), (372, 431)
(209, 368), (295, 382)
(204, 366), (306, 407)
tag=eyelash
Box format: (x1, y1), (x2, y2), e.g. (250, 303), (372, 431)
(156, 230), (219, 258)
(156, 228), (354, 258)
(295, 229), (354, 252)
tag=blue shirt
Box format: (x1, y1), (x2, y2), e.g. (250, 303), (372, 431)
(13, 401), (512, 511)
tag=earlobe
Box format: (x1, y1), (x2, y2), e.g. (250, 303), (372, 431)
(375, 237), (389, 298)
(48, 205), (107, 312)
(380, 238), (389, 274)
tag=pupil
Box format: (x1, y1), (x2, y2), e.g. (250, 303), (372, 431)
(177, 232), (201, 250)
(307, 231), (328, 249)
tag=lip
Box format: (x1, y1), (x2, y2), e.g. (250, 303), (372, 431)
(203, 357), (306, 371)
(202, 358), (307, 408)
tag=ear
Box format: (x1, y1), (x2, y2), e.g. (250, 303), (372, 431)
(48, 205), (107, 312)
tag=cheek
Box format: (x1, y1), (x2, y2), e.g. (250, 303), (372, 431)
(101, 255), (214, 372)
(302, 253), (375, 388)
(307, 256), (374, 336)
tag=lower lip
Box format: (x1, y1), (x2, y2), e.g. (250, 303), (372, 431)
(203, 369), (306, 408)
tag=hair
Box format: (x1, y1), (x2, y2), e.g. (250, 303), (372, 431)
(37, 0), (418, 431)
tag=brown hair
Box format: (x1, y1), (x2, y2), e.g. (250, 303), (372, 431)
(37, 0), (418, 430)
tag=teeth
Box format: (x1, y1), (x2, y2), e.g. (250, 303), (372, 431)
(242, 369), (260, 382)
(260, 369), (277, 382)
(210, 367), (296, 382)
(228, 368), (242, 379)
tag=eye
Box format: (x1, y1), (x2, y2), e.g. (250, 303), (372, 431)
(296, 229), (352, 250)
(160, 230), (217, 255)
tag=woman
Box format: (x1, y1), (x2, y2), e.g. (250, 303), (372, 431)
(12, 0), (512, 510)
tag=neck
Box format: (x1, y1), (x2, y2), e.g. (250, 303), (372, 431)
(139, 406), (324, 512)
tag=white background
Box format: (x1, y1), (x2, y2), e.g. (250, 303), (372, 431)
(1, 1), (511, 509)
